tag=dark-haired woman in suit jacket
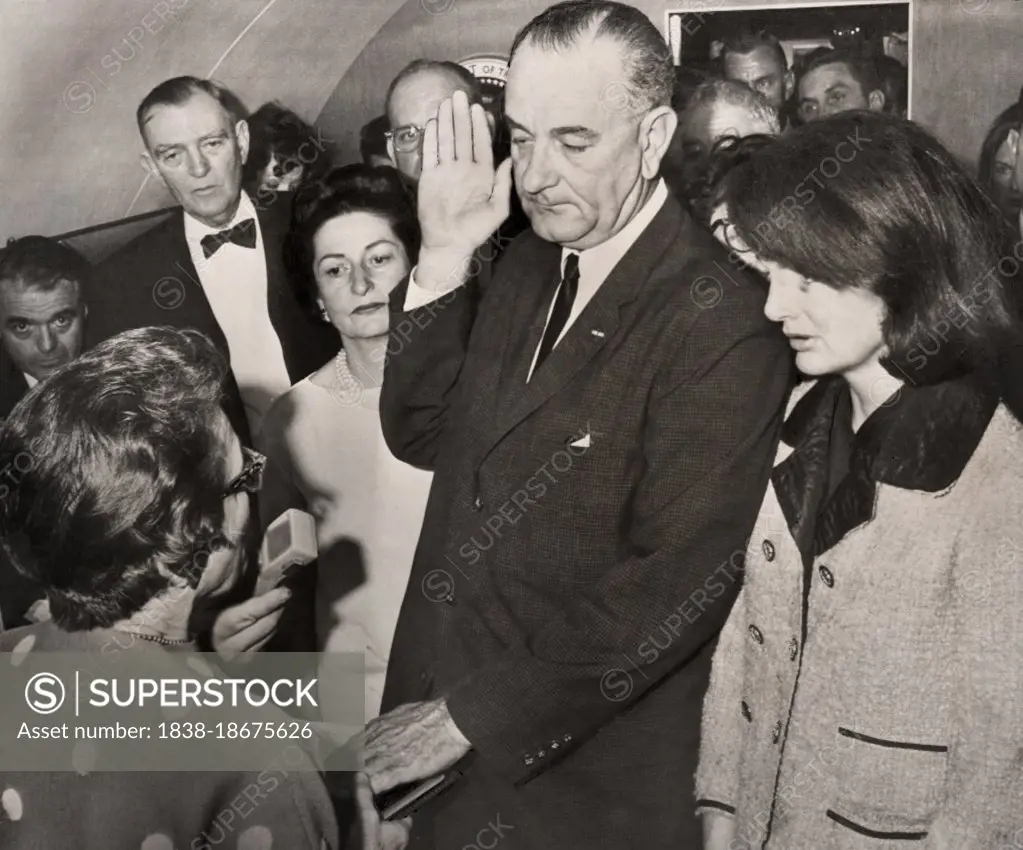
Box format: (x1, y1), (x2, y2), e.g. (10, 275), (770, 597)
(697, 111), (1023, 849)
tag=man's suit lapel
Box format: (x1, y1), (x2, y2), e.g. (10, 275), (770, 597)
(487, 197), (683, 453)
(161, 215), (254, 447)
(495, 242), (559, 414)
(163, 218), (221, 336)
(0, 354), (28, 420)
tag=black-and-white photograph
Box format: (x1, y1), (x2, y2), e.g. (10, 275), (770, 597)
(0, 0), (1022, 848)
(667, 1), (910, 128)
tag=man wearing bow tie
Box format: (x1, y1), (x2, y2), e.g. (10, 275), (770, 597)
(89, 76), (337, 444)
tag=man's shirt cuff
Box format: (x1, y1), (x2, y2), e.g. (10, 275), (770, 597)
(403, 266), (451, 311)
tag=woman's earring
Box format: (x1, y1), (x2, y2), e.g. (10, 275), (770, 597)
(319, 305), (330, 323)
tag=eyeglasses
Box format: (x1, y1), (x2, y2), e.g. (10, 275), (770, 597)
(223, 446), (266, 498)
(384, 123), (425, 154)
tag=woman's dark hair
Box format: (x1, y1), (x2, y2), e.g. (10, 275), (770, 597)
(0, 327), (233, 631)
(668, 133), (779, 226)
(243, 101), (335, 191)
(284, 164), (419, 322)
(719, 111), (1023, 405)
(360, 114), (391, 164)
(978, 102), (1021, 197)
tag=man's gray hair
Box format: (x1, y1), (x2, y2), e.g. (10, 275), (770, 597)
(509, 0), (673, 113)
(681, 79), (781, 135)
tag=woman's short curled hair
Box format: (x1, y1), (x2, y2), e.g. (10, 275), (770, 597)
(718, 111), (1023, 387)
(667, 132), (779, 226)
(284, 164), (419, 321)
(0, 326), (233, 631)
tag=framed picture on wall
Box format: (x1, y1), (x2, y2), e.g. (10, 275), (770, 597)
(665, 1), (912, 124)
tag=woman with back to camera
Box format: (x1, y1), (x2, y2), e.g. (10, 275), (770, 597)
(259, 164), (432, 721)
(696, 111), (1023, 849)
(0, 326), (408, 850)
(978, 100), (1021, 233)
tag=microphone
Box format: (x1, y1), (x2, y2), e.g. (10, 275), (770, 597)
(255, 508), (318, 596)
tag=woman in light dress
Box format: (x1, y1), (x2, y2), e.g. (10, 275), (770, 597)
(260, 165), (432, 721)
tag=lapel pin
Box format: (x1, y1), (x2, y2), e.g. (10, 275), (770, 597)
(590, 329), (606, 338)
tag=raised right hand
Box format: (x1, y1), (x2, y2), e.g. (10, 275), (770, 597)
(417, 90), (512, 259)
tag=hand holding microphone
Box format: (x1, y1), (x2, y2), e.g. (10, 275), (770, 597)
(212, 509), (318, 657)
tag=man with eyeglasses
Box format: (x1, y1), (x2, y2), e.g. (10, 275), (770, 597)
(385, 60), (527, 281)
(385, 60), (492, 187)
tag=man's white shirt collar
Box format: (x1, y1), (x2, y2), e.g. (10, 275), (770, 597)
(560, 178), (669, 277)
(184, 190), (258, 247)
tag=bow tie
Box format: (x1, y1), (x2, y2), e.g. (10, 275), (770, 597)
(200, 219), (256, 259)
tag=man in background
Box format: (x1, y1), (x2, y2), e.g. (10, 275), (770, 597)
(0, 236), (89, 420)
(797, 48), (886, 123)
(384, 59), (525, 288)
(721, 30), (793, 128)
(385, 60), (490, 187)
(89, 76), (337, 445)
(0, 235), (90, 632)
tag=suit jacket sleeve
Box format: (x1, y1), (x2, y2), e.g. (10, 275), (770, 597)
(379, 254), (496, 470)
(924, 475), (1023, 848)
(444, 300), (792, 785)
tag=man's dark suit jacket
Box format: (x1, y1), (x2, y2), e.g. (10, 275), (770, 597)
(0, 351), (28, 422)
(87, 192), (339, 445)
(380, 193), (793, 850)
(0, 352), (45, 631)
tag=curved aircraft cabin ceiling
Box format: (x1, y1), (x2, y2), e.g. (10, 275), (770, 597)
(317, 0), (562, 169)
(0, 0), (406, 241)
(2, 0), (1021, 249)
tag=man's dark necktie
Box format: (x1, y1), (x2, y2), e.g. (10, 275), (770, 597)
(200, 219), (257, 259)
(534, 252), (580, 371)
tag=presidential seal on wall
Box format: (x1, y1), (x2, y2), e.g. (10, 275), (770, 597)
(458, 54), (509, 108)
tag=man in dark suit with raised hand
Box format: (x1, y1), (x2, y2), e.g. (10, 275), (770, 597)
(363, 3), (793, 848)
(89, 76), (337, 445)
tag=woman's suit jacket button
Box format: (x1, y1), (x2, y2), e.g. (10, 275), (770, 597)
(818, 564), (835, 588)
(741, 700), (753, 722)
(761, 539), (776, 561)
(748, 624), (764, 644)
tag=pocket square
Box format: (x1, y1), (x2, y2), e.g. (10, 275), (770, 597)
(568, 433), (592, 449)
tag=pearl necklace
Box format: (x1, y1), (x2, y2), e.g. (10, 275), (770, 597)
(113, 630), (191, 646)
(332, 349), (365, 407)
